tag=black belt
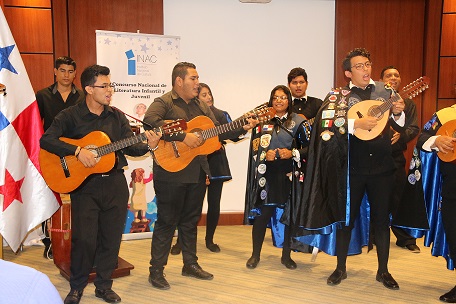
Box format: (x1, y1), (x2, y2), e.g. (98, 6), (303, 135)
(97, 169), (124, 177)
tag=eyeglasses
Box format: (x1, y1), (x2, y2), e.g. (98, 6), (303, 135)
(91, 84), (115, 90)
(272, 96), (288, 101)
(351, 61), (372, 71)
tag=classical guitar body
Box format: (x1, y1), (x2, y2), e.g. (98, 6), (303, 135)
(153, 116), (222, 172)
(437, 119), (456, 163)
(347, 99), (390, 141)
(39, 131), (115, 193)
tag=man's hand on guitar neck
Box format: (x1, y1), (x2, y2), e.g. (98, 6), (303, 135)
(145, 130), (162, 150)
(433, 135), (456, 154)
(242, 116), (259, 131)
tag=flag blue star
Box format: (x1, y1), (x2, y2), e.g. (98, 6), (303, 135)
(0, 45), (18, 74)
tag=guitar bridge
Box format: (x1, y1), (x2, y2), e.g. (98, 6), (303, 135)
(171, 141), (180, 158)
(60, 157), (70, 178)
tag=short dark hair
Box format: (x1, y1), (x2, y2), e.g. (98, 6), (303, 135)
(55, 56), (76, 70)
(172, 62), (196, 86)
(80, 65), (110, 95)
(287, 67), (308, 84)
(380, 65), (399, 79)
(198, 83), (214, 103)
(342, 48), (371, 72)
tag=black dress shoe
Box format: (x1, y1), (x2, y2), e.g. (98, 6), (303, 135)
(206, 243), (221, 253)
(170, 242), (181, 255)
(182, 264), (214, 280)
(376, 272), (399, 290)
(405, 244), (420, 253)
(440, 285), (456, 303)
(149, 268), (170, 290)
(64, 289), (83, 304)
(43, 244), (53, 260)
(95, 288), (121, 303)
(246, 256), (260, 269)
(327, 269), (347, 285)
(281, 257), (297, 269)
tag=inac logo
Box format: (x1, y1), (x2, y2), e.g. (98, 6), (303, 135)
(125, 49), (136, 75)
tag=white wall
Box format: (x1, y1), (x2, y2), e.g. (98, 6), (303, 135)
(164, 0), (335, 213)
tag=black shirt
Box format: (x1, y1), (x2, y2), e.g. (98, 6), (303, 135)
(36, 83), (85, 131)
(292, 96), (323, 121)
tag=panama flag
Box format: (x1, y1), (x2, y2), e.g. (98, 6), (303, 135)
(0, 7), (60, 252)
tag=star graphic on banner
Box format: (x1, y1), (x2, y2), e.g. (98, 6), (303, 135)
(0, 169), (25, 211)
(167, 40), (172, 45)
(0, 44), (18, 74)
(140, 43), (149, 53)
(104, 38), (111, 45)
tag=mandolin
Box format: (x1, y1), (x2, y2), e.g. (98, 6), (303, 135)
(348, 76), (430, 140)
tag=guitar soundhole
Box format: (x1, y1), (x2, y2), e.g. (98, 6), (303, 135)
(192, 129), (205, 146)
(85, 145), (100, 162)
(368, 106), (383, 120)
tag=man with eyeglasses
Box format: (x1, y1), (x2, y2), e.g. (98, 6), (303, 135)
(287, 67), (323, 122)
(36, 56), (85, 260)
(296, 48), (403, 290)
(379, 66), (421, 253)
(40, 64), (161, 304)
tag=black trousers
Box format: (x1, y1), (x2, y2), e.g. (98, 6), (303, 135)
(206, 179), (224, 243)
(150, 172), (207, 270)
(69, 172), (128, 291)
(336, 172), (393, 273)
(251, 205), (291, 259)
(442, 197), (456, 260)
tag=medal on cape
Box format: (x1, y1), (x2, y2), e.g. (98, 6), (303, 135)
(339, 126), (346, 134)
(334, 117), (345, 127)
(258, 164), (267, 174)
(329, 95), (337, 102)
(252, 138), (260, 152)
(320, 130), (334, 141)
(336, 109), (346, 117)
(338, 97), (348, 109)
(415, 169), (421, 181)
(260, 189), (267, 200)
(342, 89), (350, 96)
(408, 173), (416, 185)
(327, 103), (335, 110)
(409, 158), (416, 170)
(322, 110), (335, 119)
(260, 134), (271, 148)
(259, 151), (266, 161)
(259, 177), (266, 187)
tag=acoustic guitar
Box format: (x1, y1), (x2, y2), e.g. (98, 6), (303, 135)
(437, 119), (456, 163)
(39, 120), (187, 193)
(348, 76), (430, 141)
(153, 105), (276, 172)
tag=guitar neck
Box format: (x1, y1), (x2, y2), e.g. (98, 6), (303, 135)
(95, 127), (161, 156)
(375, 93), (401, 115)
(200, 117), (248, 140)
